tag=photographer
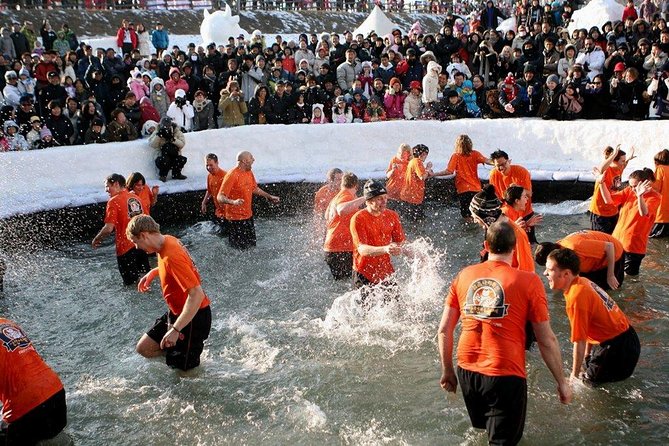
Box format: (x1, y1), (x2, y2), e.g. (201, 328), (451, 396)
(149, 117), (187, 182)
(647, 61), (669, 118)
(166, 89), (194, 132)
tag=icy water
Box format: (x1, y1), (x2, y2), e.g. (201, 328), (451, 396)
(2, 201), (669, 445)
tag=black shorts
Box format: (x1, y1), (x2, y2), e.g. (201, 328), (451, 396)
(1, 388), (67, 445)
(583, 326), (640, 385)
(228, 217), (256, 250)
(147, 306), (212, 371)
(324, 251), (353, 280)
(624, 252), (645, 276)
(457, 367), (527, 446)
(117, 247), (150, 285)
(213, 216), (229, 237)
(353, 270), (399, 309)
(581, 255), (625, 291)
(650, 222), (669, 238)
(458, 192), (477, 218)
(590, 213), (618, 235)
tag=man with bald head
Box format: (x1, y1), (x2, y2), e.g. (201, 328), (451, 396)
(217, 151), (280, 249)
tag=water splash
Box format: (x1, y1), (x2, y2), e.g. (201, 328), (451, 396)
(533, 200), (591, 215)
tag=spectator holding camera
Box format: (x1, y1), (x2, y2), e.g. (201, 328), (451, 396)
(167, 89), (194, 132)
(219, 79), (247, 127)
(149, 117), (187, 182)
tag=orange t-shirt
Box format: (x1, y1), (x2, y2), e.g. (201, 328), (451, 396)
(314, 184), (339, 216)
(324, 189), (357, 253)
(207, 168), (227, 218)
(611, 187), (661, 254)
(0, 318), (64, 423)
(158, 235), (211, 315)
(509, 219), (535, 273)
(445, 260), (549, 378)
(558, 230), (623, 273)
(653, 164), (669, 223)
(385, 156), (408, 200)
(400, 157), (427, 204)
(219, 167), (257, 221)
(564, 276), (629, 344)
(489, 165), (533, 217)
(448, 150), (487, 194)
(350, 208), (406, 283)
(131, 186), (154, 215)
(589, 165), (623, 217)
(501, 203), (523, 222)
(104, 189), (145, 256)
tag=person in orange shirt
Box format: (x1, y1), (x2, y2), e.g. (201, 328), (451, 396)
(385, 143), (411, 201)
(0, 318), (67, 445)
(217, 151), (280, 250)
(544, 248), (640, 385)
(502, 185), (543, 237)
(432, 134), (492, 221)
(314, 168), (344, 216)
(399, 144), (434, 221)
(127, 215), (212, 371)
(489, 150), (538, 243)
(127, 171), (159, 215)
(323, 172), (366, 280)
(200, 153), (228, 236)
(589, 145), (634, 234)
(599, 168), (661, 276)
(350, 180), (407, 305)
(534, 230), (624, 290)
(92, 173), (150, 285)
(438, 221), (571, 445)
(650, 149), (669, 238)
(470, 185), (535, 273)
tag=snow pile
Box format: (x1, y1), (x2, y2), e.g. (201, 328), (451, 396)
(1, 119), (666, 219)
(353, 5), (403, 38)
(200, 5), (249, 45)
(567, 0), (625, 33)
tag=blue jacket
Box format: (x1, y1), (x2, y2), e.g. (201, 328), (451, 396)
(151, 29), (169, 49)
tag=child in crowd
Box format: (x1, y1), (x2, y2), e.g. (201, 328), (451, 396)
(311, 103), (328, 124)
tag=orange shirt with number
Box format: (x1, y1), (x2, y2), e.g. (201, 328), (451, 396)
(445, 261), (549, 378)
(324, 189), (357, 253)
(564, 276), (629, 344)
(385, 156), (409, 200)
(350, 208), (406, 283)
(489, 165), (533, 216)
(448, 150), (487, 194)
(314, 184), (339, 216)
(158, 235), (211, 315)
(219, 167), (257, 221)
(105, 189), (145, 256)
(400, 157), (427, 204)
(611, 187), (661, 254)
(207, 168), (227, 219)
(558, 230), (623, 273)
(653, 164), (669, 223)
(589, 165), (623, 217)
(0, 318), (64, 423)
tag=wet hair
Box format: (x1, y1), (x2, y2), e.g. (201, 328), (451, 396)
(454, 134), (473, 155)
(629, 168), (655, 183)
(534, 242), (561, 266)
(327, 167), (343, 181)
(485, 221), (517, 254)
(412, 144), (429, 158)
(126, 214), (160, 238)
(126, 172), (146, 191)
(654, 149), (669, 166)
(503, 184), (525, 206)
(490, 149), (509, 161)
(603, 146), (626, 161)
(206, 153), (218, 162)
(547, 248), (580, 275)
(106, 173), (126, 187)
(341, 172), (358, 189)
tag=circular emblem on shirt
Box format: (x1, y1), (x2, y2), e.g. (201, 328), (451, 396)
(464, 278), (509, 319)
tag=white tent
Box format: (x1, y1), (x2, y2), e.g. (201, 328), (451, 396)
(567, 0), (625, 33)
(353, 5), (403, 38)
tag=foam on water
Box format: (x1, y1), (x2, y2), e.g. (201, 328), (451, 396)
(218, 314), (280, 374)
(339, 418), (407, 445)
(533, 200), (591, 215)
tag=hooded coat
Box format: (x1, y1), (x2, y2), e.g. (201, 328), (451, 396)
(150, 77), (169, 118)
(422, 60), (442, 104)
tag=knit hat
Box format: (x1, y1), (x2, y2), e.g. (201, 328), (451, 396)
(504, 73), (515, 85)
(409, 80), (422, 91)
(40, 127), (52, 139)
(335, 95), (346, 104)
(469, 184), (502, 226)
(546, 74), (559, 84)
(4, 70), (17, 81)
(614, 62), (626, 72)
(174, 89), (186, 99)
(18, 67), (30, 78)
(363, 180), (387, 200)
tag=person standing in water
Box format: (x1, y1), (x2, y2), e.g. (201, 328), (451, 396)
(314, 168), (343, 216)
(385, 143), (411, 201)
(126, 171), (159, 215)
(200, 153), (228, 236)
(650, 149), (669, 238)
(399, 144), (434, 221)
(589, 145), (634, 234)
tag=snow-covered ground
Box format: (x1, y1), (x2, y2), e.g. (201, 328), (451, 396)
(1, 118), (666, 219)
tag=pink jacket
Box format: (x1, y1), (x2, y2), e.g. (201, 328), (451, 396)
(383, 92), (405, 119)
(165, 68), (189, 103)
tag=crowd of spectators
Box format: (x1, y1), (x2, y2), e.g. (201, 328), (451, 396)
(1, 0), (668, 152)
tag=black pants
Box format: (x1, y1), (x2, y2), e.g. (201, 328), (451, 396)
(353, 270), (399, 309)
(117, 247), (150, 285)
(121, 42), (134, 55)
(213, 216), (229, 237)
(155, 153), (187, 178)
(583, 326), (640, 385)
(624, 252), (645, 276)
(228, 218), (256, 250)
(581, 255), (625, 291)
(650, 222), (669, 238)
(1, 388), (67, 445)
(458, 191), (477, 218)
(590, 212), (618, 235)
(324, 251), (353, 280)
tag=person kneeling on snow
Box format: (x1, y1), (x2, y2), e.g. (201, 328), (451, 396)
(150, 117), (187, 182)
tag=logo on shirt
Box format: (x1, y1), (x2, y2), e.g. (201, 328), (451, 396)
(0, 323), (32, 352)
(464, 278), (509, 319)
(590, 281), (616, 311)
(127, 196), (143, 218)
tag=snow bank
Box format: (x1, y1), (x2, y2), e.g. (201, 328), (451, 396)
(1, 119), (666, 219)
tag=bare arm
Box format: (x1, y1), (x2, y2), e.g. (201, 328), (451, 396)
(253, 186), (280, 203)
(604, 242), (619, 290)
(597, 144), (620, 174)
(598, 180), (613, 204)
(336, 196), (366, 216)
(532, 320), (572, 404)
(571, 339), (587, 379)
(216, 191), (243, 206)
(92, 222), (115, 248)
(201, 190), (211, 214)
(438, 306), (460, 393)
(635, 180), (652, 217)
(160, 285), (206, 350)
(357, 242), (402, 257)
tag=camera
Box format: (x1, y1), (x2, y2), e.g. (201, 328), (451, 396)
(174, 96), (186, 107)
(157, 125), (174, 141)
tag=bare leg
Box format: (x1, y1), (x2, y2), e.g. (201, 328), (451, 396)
(136, 334), (163, 358)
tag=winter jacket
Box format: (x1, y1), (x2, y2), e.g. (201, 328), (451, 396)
(422, 61), (442, 104)
(106, 119), (138, 142)
(383, 91), (405, 119)
(139, 98), (161, 127)
(332, 106), (353, 123)
(247, 85), (272, 125)
(165, 67), (189, 103)
(268, 92), (293, 124)
(240, 65), (264, 102)
(116, 26), (138, 50)
(537, 85), (563, 118)
(374, 63), (396, 86)
(575, 46), (606, 80)
(557, 93), (584, 120)
(403, 93), (423, 119)
(192, 98), (215, 131)
(150, 77), (169, 118)
(128, 76), (149, 100)
(148, 123), (185, 156)
(3, 121), (29, 151)
(137, 31), (152, 57)
(166, 100), (195, 132)
(151, 29), (169, 50)
(83, 128), (108, 144)
(336, 60), (362, 92)
(218, 88), (248, 127)
(44, 114), (74, 146)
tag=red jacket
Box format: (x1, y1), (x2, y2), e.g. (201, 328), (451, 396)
(116, 26), (138, 49)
